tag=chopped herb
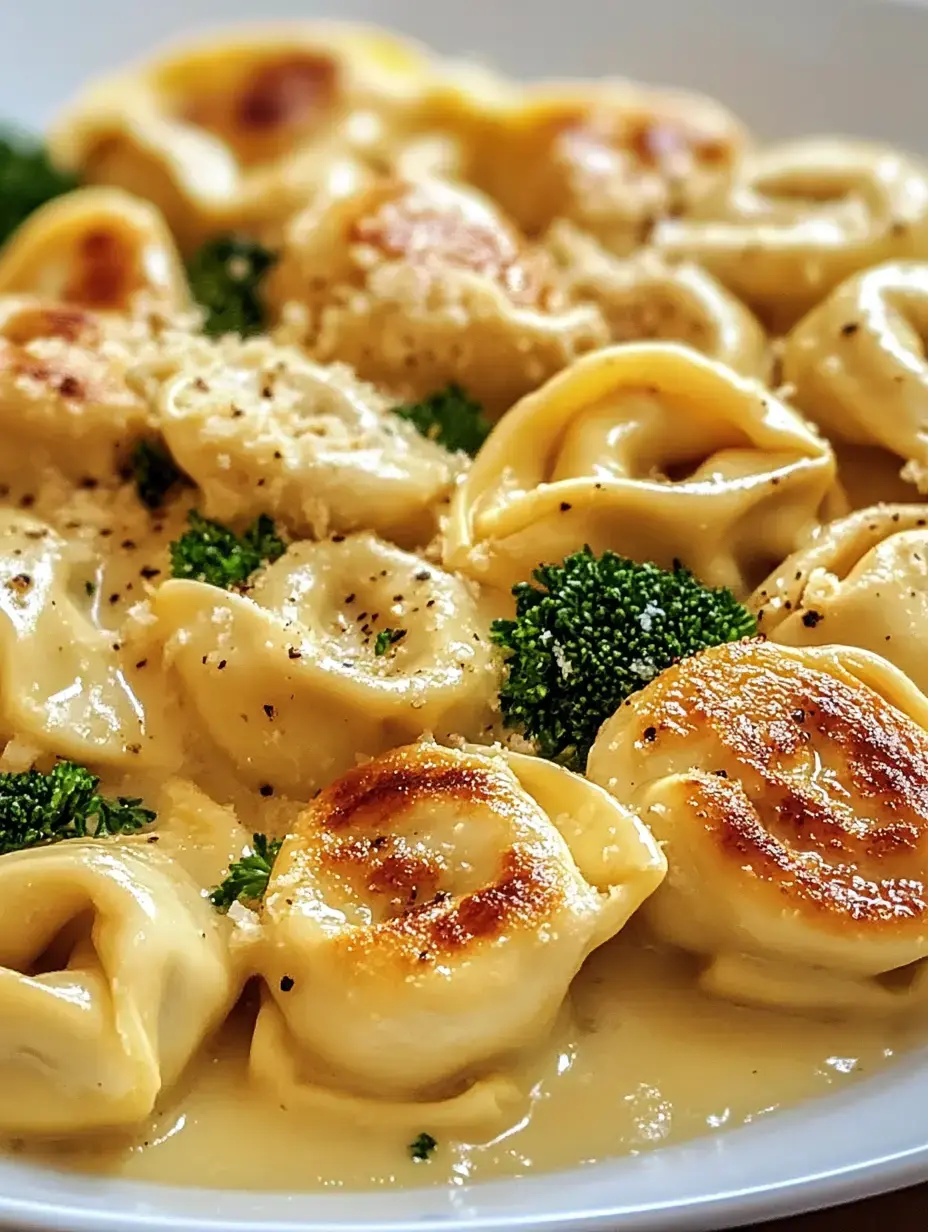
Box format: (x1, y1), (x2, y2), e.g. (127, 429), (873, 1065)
(209, 833), (282, 912)
(409, 1132), (437, 1162)
(84, 581), (96, 597)
(186, 235), (277, 337)
(374, 627), (406, 656)
(393, 384), (491, 456)
(170, 510), (285, 590)
(0, 129), (79, 246)
(131, 440), (185, 510)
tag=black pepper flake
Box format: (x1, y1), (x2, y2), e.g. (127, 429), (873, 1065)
(121, 539), (137, 550)
(802, 609), (823, 628)
(263, 703), (276, 718)
(287, 647), (302, 660)
(331, 534), (345, 543)
(135, 659), (148, 670)
(344, 593), (356, 604)
(218, 659), (227, 670)
(712, 769), (729, 778)
(792, 709), (805, 723)
(414, 570), (431, 581)
(559, 501), (572, 511)
(840, 322), (859, 337)
(6, 573), (31, 593)
(18, 494), (34, 509)
(109, 592), (120, 605)
(193, 377), (208, 391)
(642, 726), (657, 742)
(279, 976), (295, 993)
(260, 784), (274, 797)
(426, 599), (436, 608)
(140, 566), (161, 580)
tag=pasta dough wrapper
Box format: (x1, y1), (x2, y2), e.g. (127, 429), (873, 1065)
(588, 638), (928, 1016)
(444, 342), (838, 596)
(546, 220), (770, 380)
(250, 741), (665, 1103)
(266, 175), (607, 417)
(50, 25), (444, 250)
(0, 509), (171, 768)
(782, 261), (928, 491)
(751, 504), (928, 695)
(151, 533), (500, 796)
(655, 140), (928, 331)
(158, 337), (457, 546)
(0, 791), (239, 1133)
(0, 187), (190, 316)
(467, 81), (746, 254)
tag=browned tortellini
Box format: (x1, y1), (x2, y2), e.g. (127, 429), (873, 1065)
(751, 504), (928, 694)
(783, 262), (928, 491)
(50, 25), (441, 249)
(655, 140), (928, 331)
(466, 81), (746, 254)
(266, 175), (607, 416)
(0, 187), (190, 316)
(546, 220), (769, 379)
(588, 639), (928, 1016)
(158, 335), (458, 545)
(444, 342), (839, 596)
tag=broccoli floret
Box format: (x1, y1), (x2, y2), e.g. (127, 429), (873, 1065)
(209, 833), (282, 912)
(393, 384), (491, 456)
(491, 547), (757, 771)
(131, 439), (185, 510)
(0, 761), (155, 855)
(0, 130), (79, 247)
(170, 510), (285, 590)
(186, 235), (276, 337)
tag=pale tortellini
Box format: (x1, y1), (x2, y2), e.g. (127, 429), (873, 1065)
(444, 342), (838, 596)
(0, 187), (191, 316)
(0, 794), (239, 1132)
(151, 533), (500, 797)
(467, 81), (746, 254)
(250, 741), (665, 1108)
(751, 504), (928, 694)
(266, 175), (607, 416)
(783, 261), (928, 491)
(50, 26), (441, 249)
(655, 139), (928, 331)
(588, 638), (928, 1016)
(0, 510), (171, 767)
(546, 220), (769, 379)
(158, 336), (458, 545)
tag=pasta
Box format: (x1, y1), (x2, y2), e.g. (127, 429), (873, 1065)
(445, 342), (838, 595)
(587, 638), (928, 1015)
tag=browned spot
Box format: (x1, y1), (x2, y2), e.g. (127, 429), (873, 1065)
(624, 115), (730, 169)
(2, 306), (97, 347)
(318, 832), (444, 914)
(64, 229), (139, 311)
(235, 55), (337, 131)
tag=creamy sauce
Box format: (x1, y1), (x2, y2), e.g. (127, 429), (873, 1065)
(21, 928), (909, 1190)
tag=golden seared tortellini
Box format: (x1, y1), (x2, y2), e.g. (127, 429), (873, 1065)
(783, 262), (928, 491)
(250, 741), (665, 1106)
(152, 533), (500, 797)
(51, 25), (441, 249)
(588, 638), (928, 1016)
(266, 175), (607, 416)
(0, 510), (169, 767)
(546, 220), (769, 379)
(655, 140), (928, 331)
(0, 187), (190, 316)
(751, 504), (928, 694)
(159, 337), (458, 545)
(468, 81), (746, 254)
(445, 342), (838, 596)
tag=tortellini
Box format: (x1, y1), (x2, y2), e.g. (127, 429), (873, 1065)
(546, 220), (769, 379)
(782, 261), (928, 491)
(266, 175), (607, 416)
(655, 140), (928, 331)
(751, 504), (928, 695)
(250, 741), (665, 1105)
(151, 533), (500, 797)
(158, 336), (458, 545)
(0, 187), (190, 316)
(467, 82), (746, 254)
(0, 510), (171, 767)
(0, 797), (238, 1132)
(444, 342), (838, 596)
(50, 26), (441, 249)
(588, 638), (928, 1016)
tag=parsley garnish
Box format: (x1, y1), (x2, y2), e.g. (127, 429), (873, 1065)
(209, 833), (282, 912)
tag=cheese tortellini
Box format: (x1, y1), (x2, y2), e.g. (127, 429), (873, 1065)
(445, 342), (838, 595)
(266, 175), (607, 416)
(588, 638), (928, 1015)
(151, 533), (500, 796)
(250, 741), (665, 1106)
(783, 261), (928, 491)
(159, 336), (458, 545)
(655, 140), (928, 330)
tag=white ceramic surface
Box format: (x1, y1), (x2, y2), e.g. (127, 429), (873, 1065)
(2, 1), (928, 1228)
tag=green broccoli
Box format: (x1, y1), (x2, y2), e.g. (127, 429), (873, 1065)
(170, 510), (285, 590)
(0, 130), (79, 247)
(491, 547), (757, 771)
(393, 384), (491, 456)
(0, 761), (155, 855)
(131, 439), (185, 510)
(186, 235), (276, 337)
(209, 833), (282, 912)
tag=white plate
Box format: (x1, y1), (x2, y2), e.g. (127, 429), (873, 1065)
(1, 0), (927, 1228)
